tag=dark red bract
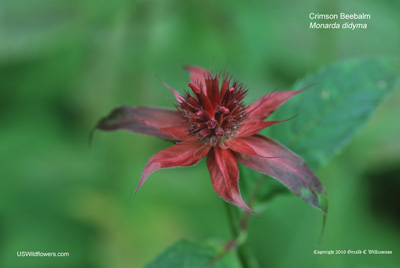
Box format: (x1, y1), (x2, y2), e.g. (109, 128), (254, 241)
(97, 66), (326, 213)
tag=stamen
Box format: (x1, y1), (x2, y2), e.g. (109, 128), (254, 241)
(217, 106), (229, 114)
(188, 83), (201, 93)
(197, 128), (212, 139)
(225, 129), (234, 137)
(207, 119), (217, 129)
(215, 127), (224, 137)
(189, 83), (213, 113)
(209, 135), (218, 146)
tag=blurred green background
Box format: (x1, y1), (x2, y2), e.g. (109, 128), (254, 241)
(1, 0), (399, 267)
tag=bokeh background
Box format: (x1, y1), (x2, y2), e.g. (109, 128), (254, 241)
(1, 0), (399, 267)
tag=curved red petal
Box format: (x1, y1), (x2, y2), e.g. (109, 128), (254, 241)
(158, 78), (184, 103)
(184, 66), (211, 94)
(246, 89), (303, 121)
(206, 146), (256, 214)
(231, 135), (327, 212)
(136, 142), (211, 192)
(236, 119), (290, 137)
(97, 106), (189, 141)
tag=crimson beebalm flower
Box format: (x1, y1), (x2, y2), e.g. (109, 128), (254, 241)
(97, 66), (327, 214)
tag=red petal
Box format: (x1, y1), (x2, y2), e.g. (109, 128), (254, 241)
(97, 106), (189, 141)
(237, 119), (290, 137)
(136, 142), (211, 192)
(206, 146), (256, 214)
(159, 79), (184, 103)
(246, 89), (303, 121)
(231, 135), (327, 212)
(185, 66), (211, 94)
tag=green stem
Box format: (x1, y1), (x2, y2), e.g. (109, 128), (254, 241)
(237, 243), (259, 268)
(224, 203), (259, 268)
(225, 201), (240, 236)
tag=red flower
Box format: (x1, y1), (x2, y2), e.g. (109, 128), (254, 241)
(97, 66), (326, 213)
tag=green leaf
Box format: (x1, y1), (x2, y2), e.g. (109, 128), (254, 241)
(268, 57), (400, 170)
(243, 58), (399, 213)
(144, 240), (240, 268)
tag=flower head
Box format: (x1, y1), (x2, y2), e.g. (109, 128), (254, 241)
(179, 75), (248, 146)
(97, 66), (326, 213)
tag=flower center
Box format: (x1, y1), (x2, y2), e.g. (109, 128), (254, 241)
(179, 74), (248, 146)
